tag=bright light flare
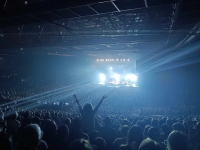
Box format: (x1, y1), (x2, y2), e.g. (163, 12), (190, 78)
(99, 74), (106, 82)
(114, 74), (120, 81)
(125, 74), (137, 81)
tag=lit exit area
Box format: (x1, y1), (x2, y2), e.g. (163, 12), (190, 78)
(93, 54), (139, 88)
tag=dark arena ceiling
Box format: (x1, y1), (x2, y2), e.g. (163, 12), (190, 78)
(0, 0), (200, 56)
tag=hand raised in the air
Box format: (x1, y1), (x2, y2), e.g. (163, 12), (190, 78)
(73, 94), (77, 99)
(102, 95), (107, 99)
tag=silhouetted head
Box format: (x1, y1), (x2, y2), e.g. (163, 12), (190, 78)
(89, 130), (99, 143)
(93, 137), (106, 150)
(127, 125), (143, 145)
(159, 119), (165, 127)
(166, 119), (172, 127)
(104, 117), (111, 126)
(57, 125), (69, 140)
(24, 111), (30, 119)
(144, 125), (151, 136)
(73, 118), (82, 130)
(168, 131), (189, 150)
(9, 112), (18, 120)
(139, 121), (146, 131)
(151, 119), (158, 127)
(145, 119), (151, 125)
(196, 122), (200, 133)
(148, 127), (160, 141)
(83, 103), (93, 114)
(162, 123), (171, 136)
(0, 111), (4, 123)
(18, 124), (42, 150)
(69, 139), (93, 150)
(122, 119), (130, 126)
(172, 123), (185, 133)
(35, 112), (41, 118)
(64, 118), (71, 127)
(31, 117), (42, 126)
(121, 125), (129, 137)
(0, 121), (5, 133)
(45, 120), (57, 135)
(138, 138), (162, 150)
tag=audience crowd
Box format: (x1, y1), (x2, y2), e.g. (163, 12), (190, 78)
(0, 86), (199, 150)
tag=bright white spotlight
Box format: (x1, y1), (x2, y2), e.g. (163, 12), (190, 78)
(110, 67), (113, 70)
(125, 74), (129, 80)
(130, 74), (137, 81)
(99, 74), (106, 82)
(126, 74), (137, 81)
(114, 74), (120, 81)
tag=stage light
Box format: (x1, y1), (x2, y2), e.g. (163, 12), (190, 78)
(125, 74), (137, 81)
(130, 74), (137, 81)
(114, 74), (120, 81)
(99, 74), (106, 82)
(125, 74), (129, 80)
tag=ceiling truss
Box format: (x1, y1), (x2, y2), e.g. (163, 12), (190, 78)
(0, 0), (199, 56)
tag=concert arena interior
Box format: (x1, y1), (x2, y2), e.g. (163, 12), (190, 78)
(0, 1), (200, 150)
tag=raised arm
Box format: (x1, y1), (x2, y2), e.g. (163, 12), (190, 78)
(73, 94), (83, 115)
(94, 95), (107, 114)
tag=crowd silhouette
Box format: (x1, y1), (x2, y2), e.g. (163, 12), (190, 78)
(0, 91), (199, 150)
